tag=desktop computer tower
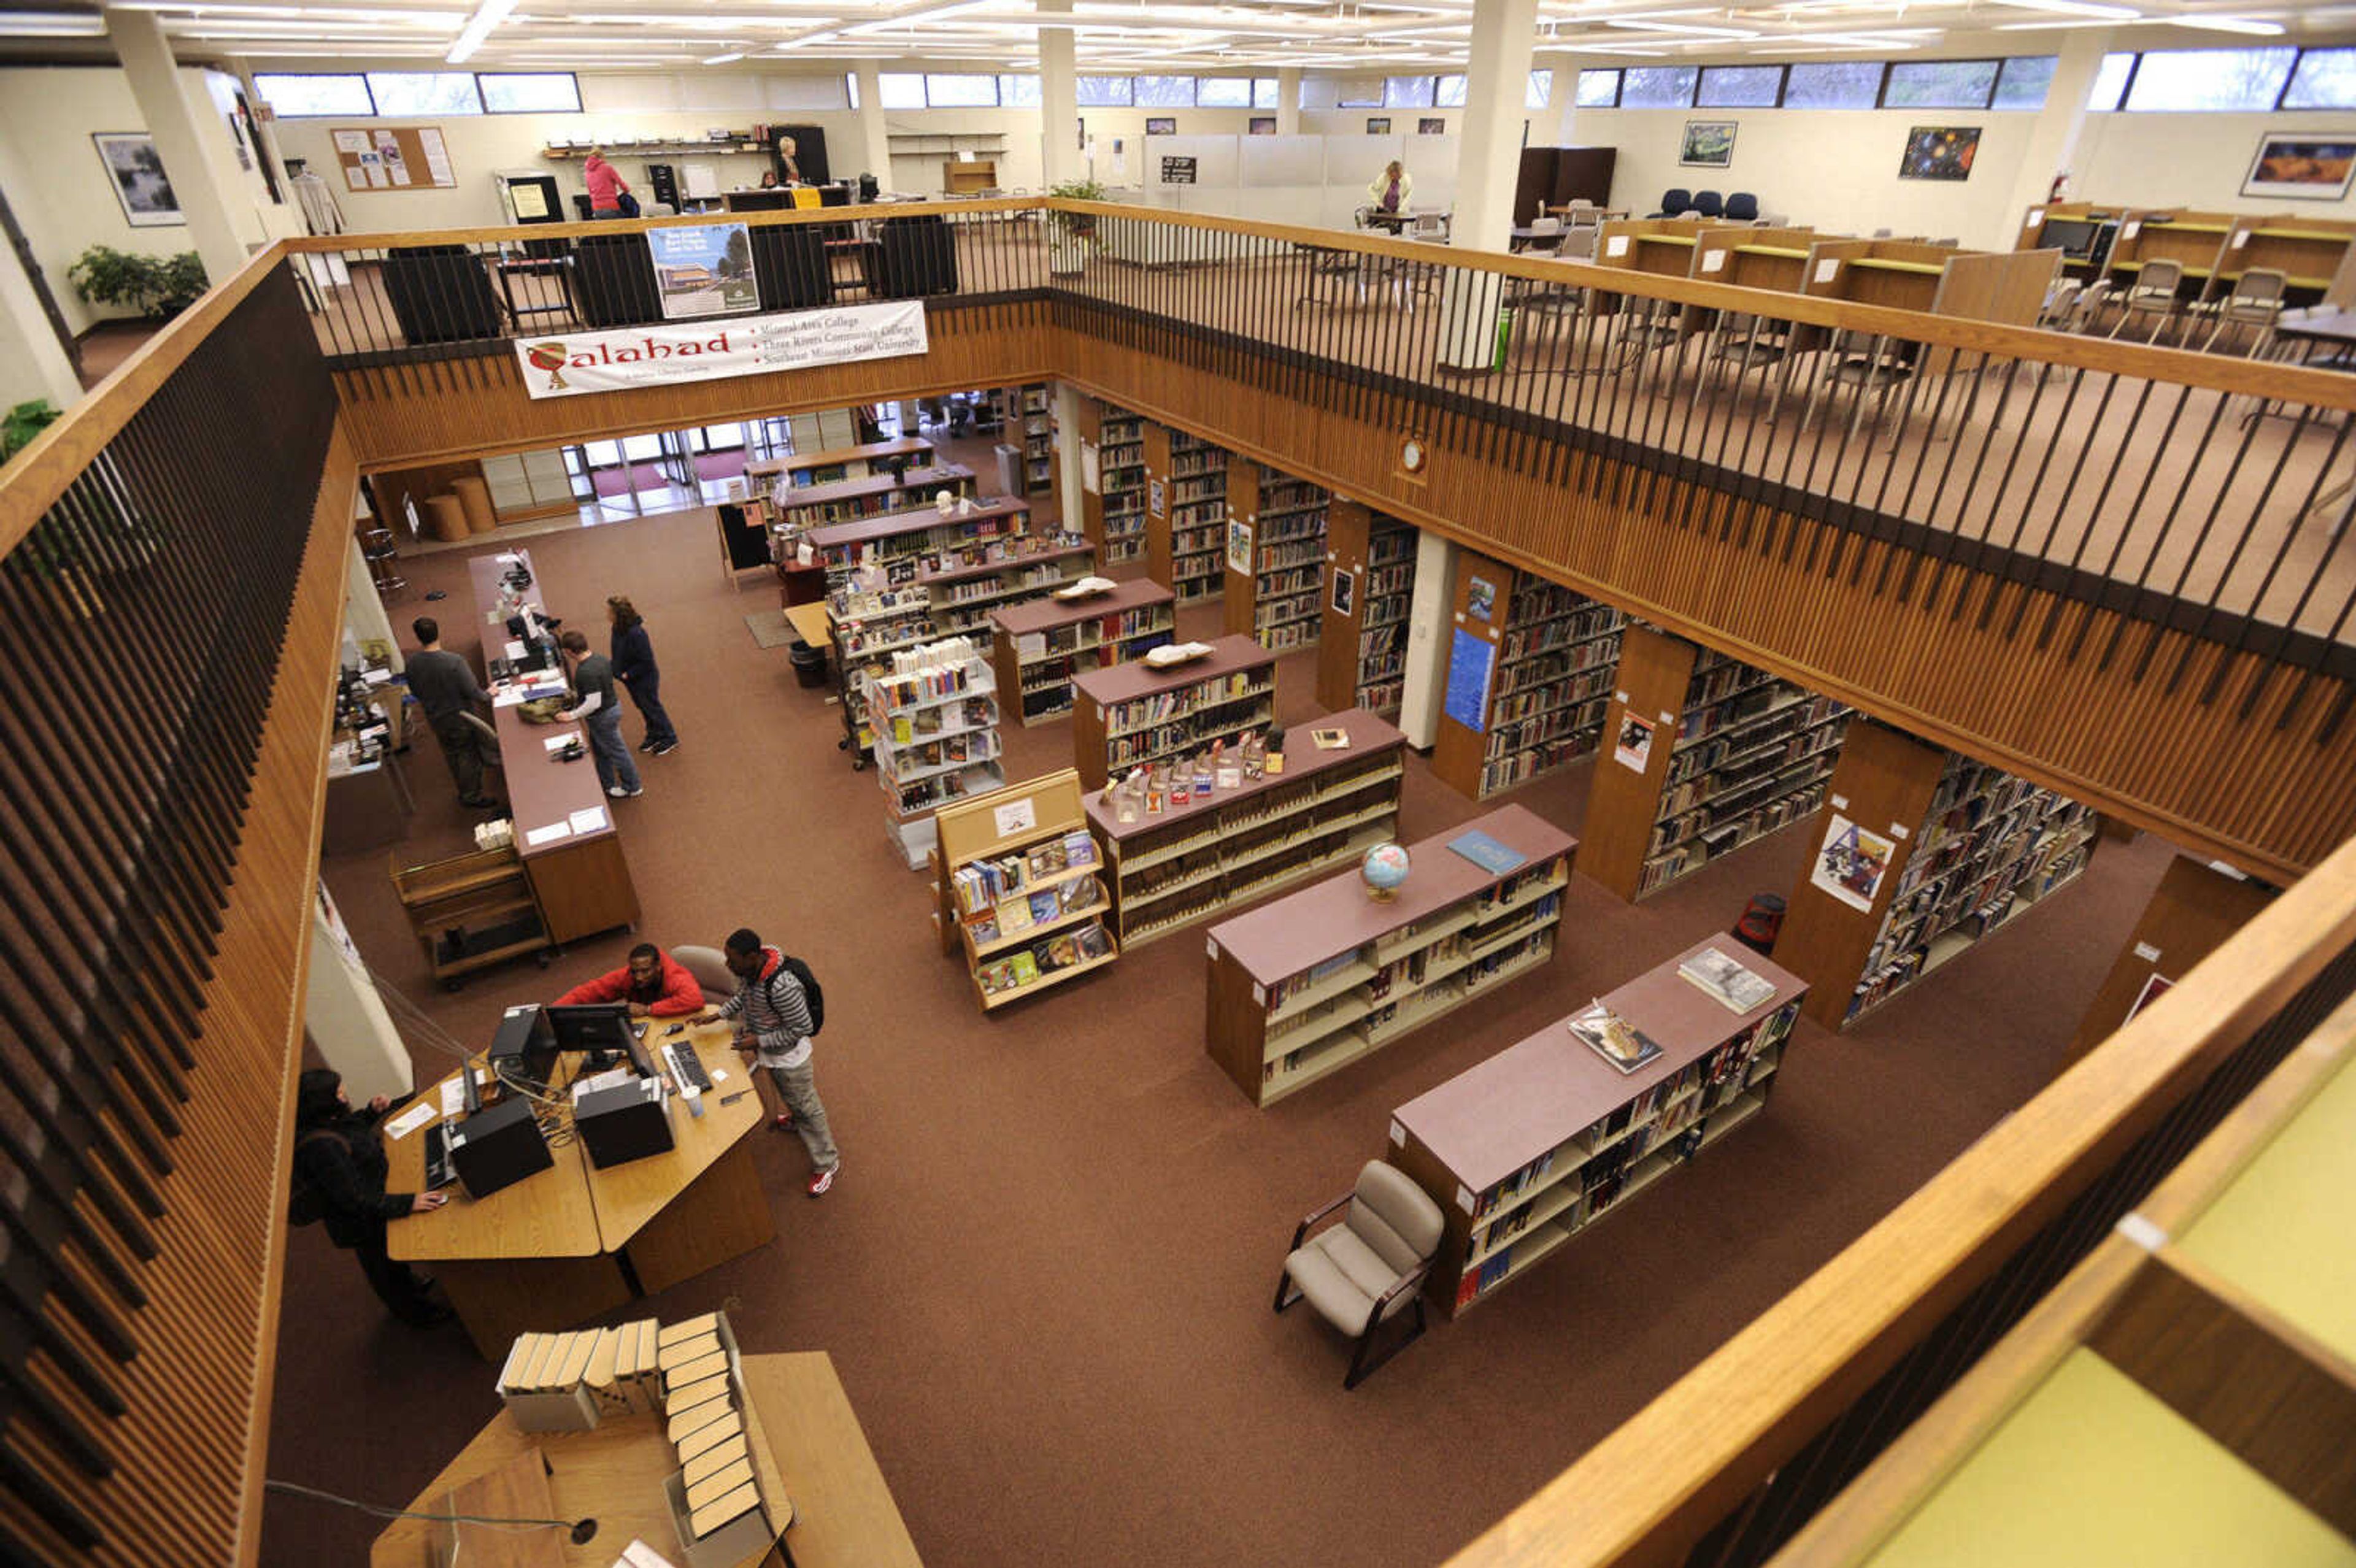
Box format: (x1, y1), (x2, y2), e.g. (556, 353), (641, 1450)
(447, 1098), (553, 1199)
(575, 1078), (675, 1169)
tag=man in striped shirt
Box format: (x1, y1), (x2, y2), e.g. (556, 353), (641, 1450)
(696, 927), (840, 1196)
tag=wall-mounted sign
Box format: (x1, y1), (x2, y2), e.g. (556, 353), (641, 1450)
(1160, 155), (1198, 185)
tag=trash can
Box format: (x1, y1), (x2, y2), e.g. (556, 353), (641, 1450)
(1732, 892), (1787, 956)
(788, 640), (828, 690)
(995, 442), (1023, 495)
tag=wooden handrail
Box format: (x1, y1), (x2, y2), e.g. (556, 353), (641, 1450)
(1444, 829), (2356, 1568)
(0, 237), (294, 558)
(275, 193), (1043, 251)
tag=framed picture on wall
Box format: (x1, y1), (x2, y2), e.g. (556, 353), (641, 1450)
(1679, 120), (1736, 169)
(1145, 116), (1176, 136)
(1418, 117), (1446, 136)
(1249, 116), (1277, 135)
(1898, 126), (1981, 182)
(1366, 117), (1392, 134)
(92, 133), (183, 227)
(2242, 133), (2356, 201)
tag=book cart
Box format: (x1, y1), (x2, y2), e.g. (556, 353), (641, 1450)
(1771, 719), (2098, 1031)
(860, 637), (1004, 869)
(1222, 456), (1330, 650)
(1430, 547), (1628, 801)
(1389, 937), (1805, 1316)
(1068, 633), (1277, 792)
(1084, 707), (1406, 951)
(1581, 623), (1850, 901)
(989, 580), (1177, 727)
(1203, 805), (1577, 1107)
(1315, 501), (1420, 720)
(930, 769), (1120, 1009)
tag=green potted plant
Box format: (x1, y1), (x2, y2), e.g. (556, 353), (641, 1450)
(1046, 177), (1107, 275)
(2, 399), (59, 465)
(67, 245), (209, 320)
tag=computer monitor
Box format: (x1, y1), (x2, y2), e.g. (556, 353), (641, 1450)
(2042, 218), (2098, 261)
(544, 1002), (655, 1076)
(490, 1003), (560, 1094)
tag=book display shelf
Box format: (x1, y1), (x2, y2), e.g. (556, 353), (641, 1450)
(860, 636), (1004, 869)
(747, 436), (933, 497)
(1084, 707), (1407, 950)
(916, 537), (1096, 644)
(1144, 423), (1231, 604)
(1390, 938), (1805, 1316)
(1076, 396), (1148, 566)
(1431, 548), (1629, 801)
(1581, 624), (1850, 902)
(1069, 633), (1277, 791)
(1773, 720), (2098, 1030)
(1316, 501), (1420, 719)
(766, 463), (978, 551)
(1223, 457), (1330, 651)
(1203, 804), (1577, 1107)
(931, 769), (1120, 1009)
(989, 580), (1177, 726)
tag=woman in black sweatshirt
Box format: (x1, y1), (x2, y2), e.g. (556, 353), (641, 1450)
(608, 594), (679, 755)
(291, 1069), (450, 1326)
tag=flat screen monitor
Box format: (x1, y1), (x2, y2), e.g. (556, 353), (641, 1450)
(544, 1003), (653, 1075)
(2042, 218), (2098, 260)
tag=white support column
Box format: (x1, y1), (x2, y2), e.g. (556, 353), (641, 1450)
(1555, 55), (1590, 145)
(1436, 0), (1540, 369)
(1053, 382), (1085, 537)
(1041, 0), (1079, 188)
(306, 882), (414, 1105)
(1396, 532), (1461, 748)
(2001, 32), (2114, 250)
(1277, 69), (1302, 136)
(853, 61), (893, 190)
(104, 9), (248, 285)
(0, 204), (82, 409)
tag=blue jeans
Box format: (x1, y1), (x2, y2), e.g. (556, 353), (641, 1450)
(585, 707), (640, 794)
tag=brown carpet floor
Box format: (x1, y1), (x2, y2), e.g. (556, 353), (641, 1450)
(264, 448), (2176, 1567)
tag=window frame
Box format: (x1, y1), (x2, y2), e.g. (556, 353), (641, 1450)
(475, 72), (580, 115)
(1696, 64), (1785, 110)
(1076, 75), (1135, 107)
(1877, 57), (2001, 111)
(1618, 65), (1701, 110)
(252, 72), (376, 118)
(1195, 77), (1253, 109)
(362, 71), (484, 117)
(2120, 45), (2298, 113)
(922, 72), (1001, 108)
(2282, 47), (2356, 111)
(1574, 69), (1622, 109)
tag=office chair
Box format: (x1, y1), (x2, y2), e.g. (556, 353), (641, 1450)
(1724, 192), (1760, 223)
(1274, 1161), (1444, 1388)
(1690, 190), (1725, 220)
(1651, 188), (1692, 219)
(2108, 258), (2185, 344)
(380, 244), (505, 345)
(2194, 267), (2286, 356)
(673, 945), (736, 1006)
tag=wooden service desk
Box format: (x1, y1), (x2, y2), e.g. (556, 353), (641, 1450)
(388, 1025), (774, 1358)
(467, 548), (642, 946)
(371, 1353), (925, 1568)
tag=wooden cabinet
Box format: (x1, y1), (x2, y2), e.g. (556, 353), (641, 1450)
(391, 844), (550, 983)
(1513, 145), (1617, 226)
(1315, 501), (1418, 720)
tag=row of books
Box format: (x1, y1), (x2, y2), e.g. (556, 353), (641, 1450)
(1491, 664), (1617, 729)
(868, 639), (986, 710)
(1664, 699), (1848, 785)
(1258, 540), (1325, 572)
(1479, 729), (1604, 796)
(977, 920), (1115, 993)
(1494, 626), (1621, 697)
(1497, 602), (1623, 666)
(951, 829), (1101, 914)
(884, 696), (993, 745)
(660, 1312), (771, 1550)
(1483, 694), (1612, 765)
(1103, 674), (1271, 736)
(1638, 776), (1833, 896)
(497, 1317), (665, 1432)
(968, 874), (1103, 945)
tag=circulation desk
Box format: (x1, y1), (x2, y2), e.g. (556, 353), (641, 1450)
(388, 1024), (774, 1358)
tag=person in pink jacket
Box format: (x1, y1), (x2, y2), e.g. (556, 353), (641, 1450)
(583, 148), (629, 218)
(555, 942), (702, 1018)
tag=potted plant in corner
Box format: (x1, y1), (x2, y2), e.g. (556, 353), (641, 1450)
(1046, 177), (1106, 277)
(67, 245), (209, 322)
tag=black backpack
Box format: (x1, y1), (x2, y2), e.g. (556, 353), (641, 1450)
(285, 1129), (345, 1226)
(772, 956), (824, 1035)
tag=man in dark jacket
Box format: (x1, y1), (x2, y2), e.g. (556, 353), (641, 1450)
(607, 595), (678, 755)
(406, 616), (503, 810)
(291, 1068), (450, 1326)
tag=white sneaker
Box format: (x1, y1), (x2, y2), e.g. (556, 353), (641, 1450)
(607, 784), (644, 798)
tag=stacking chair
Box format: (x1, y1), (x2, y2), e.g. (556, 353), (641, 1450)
(1723, 191), (1760, 222)
(1650, 188), (1692, 218)
(2194, 267), (2287, 355)
(2107, 258), (2185, 344)
(1523, 214), (1563, 254)
(1274, 1162), (1444, 1388)
(1690, 190), (1725, 220)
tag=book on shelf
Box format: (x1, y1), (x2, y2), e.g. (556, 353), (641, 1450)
(1309, 728), (1350, 750)
(1679, 947), (1777, 1013)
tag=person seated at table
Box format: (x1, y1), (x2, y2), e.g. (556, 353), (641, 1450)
(1366, 160), (1412, 230)
(555, 941), (704, 1019)
(759, 169), (780, 190)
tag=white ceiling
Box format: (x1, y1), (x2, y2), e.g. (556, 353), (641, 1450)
(1, 0), (2351, 72)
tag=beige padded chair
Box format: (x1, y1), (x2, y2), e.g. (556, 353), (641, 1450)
(673, 944), (736, 1005)
(1274, 1161), (1444, 1388)
(2196, 267), (2287, 355)
(2109, 258), (2185, 343)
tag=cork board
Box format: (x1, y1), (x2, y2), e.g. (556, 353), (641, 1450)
(331, 125), (456, 192)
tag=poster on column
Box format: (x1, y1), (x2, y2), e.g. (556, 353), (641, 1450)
(512, 302), (930, 400)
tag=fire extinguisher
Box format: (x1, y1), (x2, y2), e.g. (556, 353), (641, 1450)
(2049, 172), (2071, 203)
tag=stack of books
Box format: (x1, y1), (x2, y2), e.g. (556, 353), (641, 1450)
(1678, 947), (1777, 1013)
(496, 1318), (663, 1432)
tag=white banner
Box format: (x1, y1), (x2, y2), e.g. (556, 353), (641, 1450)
(512, 302), (929, 400)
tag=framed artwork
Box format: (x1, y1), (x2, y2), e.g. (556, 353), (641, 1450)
(1465, 574), (1496, 622)
(1366, 117), (1392, 134)
(1144, 116), (1176, 136)
(1248, 116), (1277, 136)
(1679, 120), (1737, 169)
(1898, 126), (1981, 182)
(93, 133), (183, 227)
(2242, 133), (2356, 201)
(1418, 117), (1446, 136)
(1330, 566), (1355, 619)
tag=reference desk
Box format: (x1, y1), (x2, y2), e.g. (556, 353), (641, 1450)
(388, 1025), (773, 1358)
(371, 1353), (924, 1568)
(466, 549), (642, 945)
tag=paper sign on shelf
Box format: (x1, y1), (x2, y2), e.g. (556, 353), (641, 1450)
(1890, 824), (1909, 839)
(2133, 941), (2162, 963)
(992, 797), (1038, 838)
(2027, 207), (2046, 226)
(524, 822), (572, 847)
(1604, 234), (1630, 258)
(1700, 250), (1725, 273)
(1814, 258), (1840, 283)
(1388, 1119), (1405, 1147)
(2122, 220), (2141, 240)
(569, 807), (609, 834)
(1455, 1183), (1474, 1214)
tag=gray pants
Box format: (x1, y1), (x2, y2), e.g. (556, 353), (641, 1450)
(429, 710), (500, 801)
(766, 1061), (838, 1172)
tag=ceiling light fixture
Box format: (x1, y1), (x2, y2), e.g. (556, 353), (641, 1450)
(1982, 0), (2138, 17)
(445, 0), (516, 63)
(2166, 14), (2285, 34)
(703, 49), (746, 62)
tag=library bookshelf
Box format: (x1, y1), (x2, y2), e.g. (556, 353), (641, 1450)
(1223, 457), (1330, 651)
(2065, 855), (2274, 1068)
(1430, 548), (1628, 801)
(1390, 938), (1805, 1316)
(1069, 633), (1277, 792)
(1581, 624), (1849, 902)
(989, 580), (1177, 728)
(1771, 719), (2096, 1031)
(1204, 804), (1577, 1107)
(988, 383), (1056, 496)
(766, 463), (977, 551)
(1075, 395), (1147, 566)
(1084, 707), (1406, 951)
(916, 539), (1096, 644)
(747, 436), (934, 497)
(1316, 501), (1419, 720)
(1144, 423), (1230, 605)
(931, 769), (1120, 1009)
(860, 637), (1004, 869)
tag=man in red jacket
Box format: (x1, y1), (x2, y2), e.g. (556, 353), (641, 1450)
(555, 942), (703, 1019)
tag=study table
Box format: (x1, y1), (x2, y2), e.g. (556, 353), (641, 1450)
(370, 1352), (925, 1568)
(387, 1023), (773, 1358)
(466, 548), (643, 946)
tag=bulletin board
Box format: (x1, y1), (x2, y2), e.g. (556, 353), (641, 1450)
(331, 125), (457, 193)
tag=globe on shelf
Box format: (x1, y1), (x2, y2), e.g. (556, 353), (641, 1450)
(1361, 842), (1412, 902)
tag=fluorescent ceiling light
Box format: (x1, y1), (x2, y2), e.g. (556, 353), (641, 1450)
(1606, 18), (1761, 36)
(702, 49), (745, 61)
(1983, 0), (2138, 13)
(445, 0), (516, 62)
(2166, 15), (2285, 33)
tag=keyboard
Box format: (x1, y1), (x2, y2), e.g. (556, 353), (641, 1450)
(423, 1123), (456, 1191)
(664, 1040), (714, 1094)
